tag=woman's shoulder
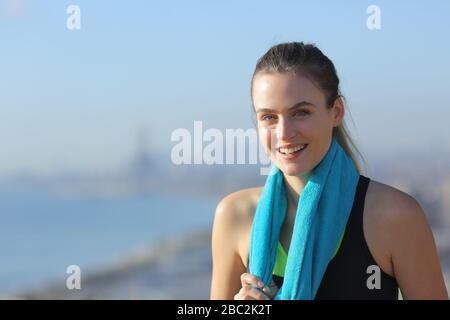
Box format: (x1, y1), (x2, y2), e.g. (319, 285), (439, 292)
(212, 187), (264, 270)
(365, 178), (448, 298)
(214, 187), (264, 227)
(365, 178), (431, 263)
(210, 187), (265, 299)
(366, 178), (425, 226)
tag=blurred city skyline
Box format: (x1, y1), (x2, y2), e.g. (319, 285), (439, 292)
(1, 0), (449, 177)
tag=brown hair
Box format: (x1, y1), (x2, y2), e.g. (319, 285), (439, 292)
(250, 42), (365, 173)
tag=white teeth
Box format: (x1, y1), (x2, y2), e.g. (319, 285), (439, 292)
(279, 144), (306, 154)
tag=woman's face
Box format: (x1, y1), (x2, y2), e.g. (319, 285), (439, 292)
(252, 72), (344, 177)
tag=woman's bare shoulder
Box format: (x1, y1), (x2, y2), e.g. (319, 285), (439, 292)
(365, 179), (431, 257)
(366, 179), (424, 225)
(366, 179), (448, 298)
(210, 187), (263, 299)
(215, 187), (264, 228)
(357, 179), (431, 278)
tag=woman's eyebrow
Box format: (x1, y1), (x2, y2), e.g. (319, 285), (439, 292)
(256, 101), (315, 113)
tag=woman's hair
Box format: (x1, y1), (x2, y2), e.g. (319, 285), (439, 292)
(250, 42), (365, 173)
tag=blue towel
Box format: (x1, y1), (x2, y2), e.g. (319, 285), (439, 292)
(248, 137), (359, 299)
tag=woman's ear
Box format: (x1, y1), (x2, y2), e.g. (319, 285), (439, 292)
(331, 96), (345, 127)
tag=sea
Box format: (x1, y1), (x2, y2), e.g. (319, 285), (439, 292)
(0, 184), (217, 297)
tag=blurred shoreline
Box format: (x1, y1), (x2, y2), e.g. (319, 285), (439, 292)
(8, 229), (213, 300)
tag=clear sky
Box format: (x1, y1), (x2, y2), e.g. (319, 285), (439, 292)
(1, 0), (449, 176)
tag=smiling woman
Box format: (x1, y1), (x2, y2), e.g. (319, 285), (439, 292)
(210, 42), (449, 300)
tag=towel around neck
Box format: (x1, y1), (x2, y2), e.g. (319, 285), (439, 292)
(248, 137), (359, 299)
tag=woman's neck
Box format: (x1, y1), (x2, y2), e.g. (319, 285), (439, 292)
(283, 171), (311, 213)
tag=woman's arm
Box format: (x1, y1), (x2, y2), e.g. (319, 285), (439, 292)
(210, 191), (276, 300)
(388, 193), (448, 299)
(210, 196), (247, 299)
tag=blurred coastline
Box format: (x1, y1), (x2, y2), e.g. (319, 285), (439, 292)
(8, 230), (213, 300)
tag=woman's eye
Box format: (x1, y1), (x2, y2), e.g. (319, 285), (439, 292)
(261, 115), (276, 121)
(294, 110), (310, 117)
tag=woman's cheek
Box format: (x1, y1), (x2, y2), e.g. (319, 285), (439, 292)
(259, 126), (276, 156)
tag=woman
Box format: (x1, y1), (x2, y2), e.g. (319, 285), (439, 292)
(210, 42), (448, 300)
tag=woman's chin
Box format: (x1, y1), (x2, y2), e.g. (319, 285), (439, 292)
(279, 163), (307, 177)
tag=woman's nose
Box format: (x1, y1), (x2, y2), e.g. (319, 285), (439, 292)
(276, 117), (296, 141)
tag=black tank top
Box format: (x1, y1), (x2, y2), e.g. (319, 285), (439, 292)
(272, 175), (399, 299)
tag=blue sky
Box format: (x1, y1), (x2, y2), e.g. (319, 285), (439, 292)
(0, 0), (449, 176)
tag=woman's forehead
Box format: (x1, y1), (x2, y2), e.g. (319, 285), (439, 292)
(253, 73), (325, 111)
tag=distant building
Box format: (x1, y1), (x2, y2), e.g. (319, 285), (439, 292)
(128, 129), (155, 193)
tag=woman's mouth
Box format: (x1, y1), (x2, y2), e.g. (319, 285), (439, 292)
(276, 144), (308, 160)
